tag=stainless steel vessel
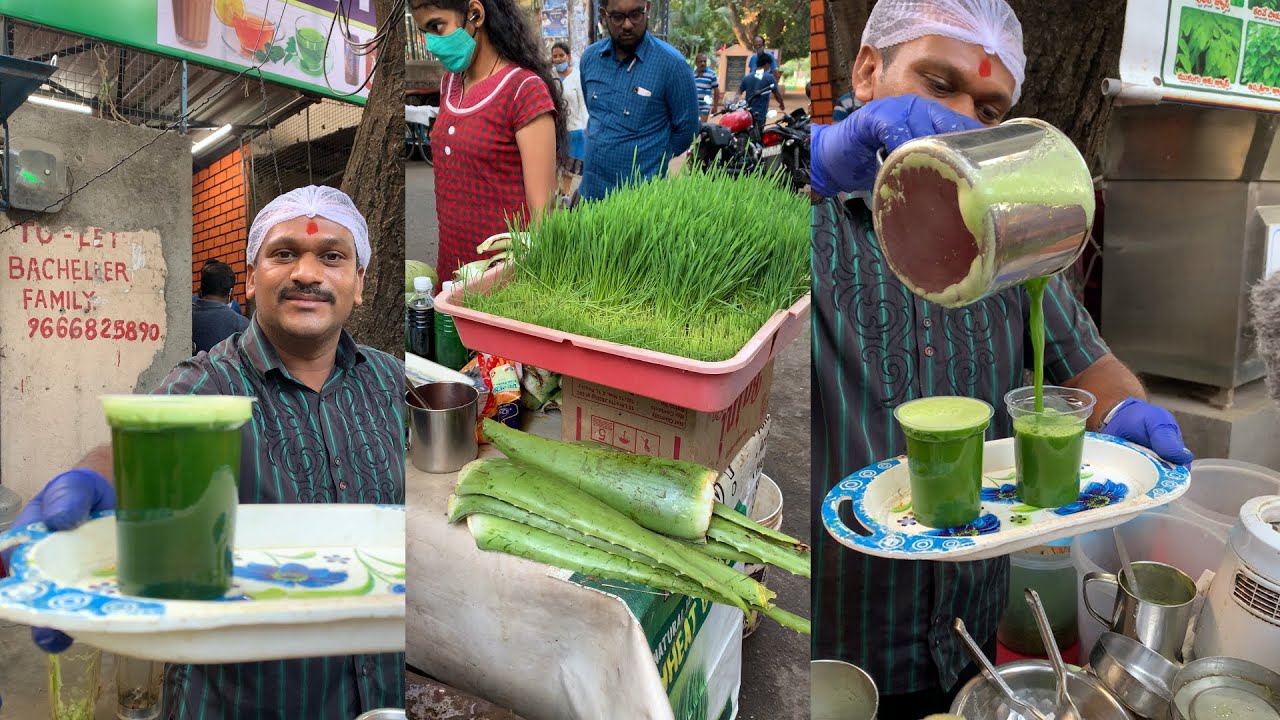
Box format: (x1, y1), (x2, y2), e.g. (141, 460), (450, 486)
(872, 118), (1095, 308)
(407, 381), (479, 474)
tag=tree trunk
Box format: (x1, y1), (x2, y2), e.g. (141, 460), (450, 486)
(341, 0), (405, 357)
(823, 0), (1125, 168)
(724, 0), (763, 48)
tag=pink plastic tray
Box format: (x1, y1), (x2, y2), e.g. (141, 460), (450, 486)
(434, 265), (810, 412)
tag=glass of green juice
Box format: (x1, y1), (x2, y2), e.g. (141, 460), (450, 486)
(295, 16), (328, 76)
(894, 396), (993, 528)
(1005, 385), (1095, 509)
(101, 395), (254, 600)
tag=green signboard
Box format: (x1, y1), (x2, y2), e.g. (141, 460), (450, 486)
(1, 0), (377, 104)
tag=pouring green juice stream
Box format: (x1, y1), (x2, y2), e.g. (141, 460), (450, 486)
(101, 395), (253, 600)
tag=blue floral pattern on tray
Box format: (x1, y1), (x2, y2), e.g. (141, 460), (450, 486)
(1053, 480), (1128, 516)
(0, 507), (408, 619)
(821, 433), (1191, 560)
(980, 484), (1020, 503)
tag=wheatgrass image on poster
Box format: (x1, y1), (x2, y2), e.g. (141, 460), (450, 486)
(1175, 6), (1243, 81)
(1250, 0), (1280, 10)
(1243, 21), (1280, 87)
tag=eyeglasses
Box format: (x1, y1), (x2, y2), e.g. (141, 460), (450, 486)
(606, 9), (646, 25)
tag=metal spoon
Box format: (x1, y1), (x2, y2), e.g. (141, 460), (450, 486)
(1114, 527), (1143, 601)
(1025, 588), (1081, 720)
(952, 617), (1050, 720)
(408, 381), (431, 410)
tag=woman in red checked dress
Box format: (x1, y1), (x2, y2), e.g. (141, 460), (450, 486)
(410, 0), (566, 280)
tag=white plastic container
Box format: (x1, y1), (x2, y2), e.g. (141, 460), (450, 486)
(1169, 458), (1280, 536)
(1071, 511), (1228, 660)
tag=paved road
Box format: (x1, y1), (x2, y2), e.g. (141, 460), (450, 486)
(406, 161), (810, 719)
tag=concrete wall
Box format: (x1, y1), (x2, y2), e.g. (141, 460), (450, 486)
(0, 106), (193, 505)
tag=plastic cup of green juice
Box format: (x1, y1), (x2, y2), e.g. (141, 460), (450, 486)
(101, 395), (254, 600)
(894, 396), (993, 528)
(1005, 386), (1095, 509)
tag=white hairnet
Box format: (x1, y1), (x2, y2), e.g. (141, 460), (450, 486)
(861, 0), (1026, 105)
(247, 185), (371, 269)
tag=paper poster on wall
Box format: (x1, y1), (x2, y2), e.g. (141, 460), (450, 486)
(0, 0), (375, 104)
(1119, 0), (1280, 112)
(542, 0), (568, 39)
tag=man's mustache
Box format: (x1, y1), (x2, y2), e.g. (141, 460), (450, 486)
(279, 284), (335, 304)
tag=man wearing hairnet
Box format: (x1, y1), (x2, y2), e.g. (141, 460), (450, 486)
(7, 186), (404, 718)
(808, 1), (1194, 715)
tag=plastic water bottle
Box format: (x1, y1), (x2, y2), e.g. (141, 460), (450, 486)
(433, 281), (471, 370)
(406, 276), (434, 359)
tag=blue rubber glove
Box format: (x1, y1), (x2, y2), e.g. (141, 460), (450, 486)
(5, 469), (115, 654)
(1101, 398), (1195, 466)
(810, 95), (984, 198)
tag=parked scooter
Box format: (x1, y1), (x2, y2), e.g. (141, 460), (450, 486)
(760, 107), (810, 192)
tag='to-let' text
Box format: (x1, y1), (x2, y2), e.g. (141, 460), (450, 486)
(26, 316), (162, 343)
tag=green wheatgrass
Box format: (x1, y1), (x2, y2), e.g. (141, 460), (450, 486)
(464, 164), (810, 362)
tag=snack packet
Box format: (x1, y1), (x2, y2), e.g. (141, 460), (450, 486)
(463, 354), (522, 442)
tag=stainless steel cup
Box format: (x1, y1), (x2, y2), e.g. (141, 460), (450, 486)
(872, 118), (1095, 308)
(1083, 560), (1197, 663)
(811, 659), (878, 720)
(407, 381), (478, 474)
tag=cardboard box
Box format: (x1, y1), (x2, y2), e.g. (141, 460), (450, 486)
(560, 361), (774, 472)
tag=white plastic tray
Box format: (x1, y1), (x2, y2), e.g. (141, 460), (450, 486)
(822, 433), (1190, 561)
(0, 504), (405, 663)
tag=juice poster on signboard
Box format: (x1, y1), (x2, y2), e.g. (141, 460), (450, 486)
(156, 0), (377, 98)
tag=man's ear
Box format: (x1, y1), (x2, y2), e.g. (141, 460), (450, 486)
(852, 45), (882, 104)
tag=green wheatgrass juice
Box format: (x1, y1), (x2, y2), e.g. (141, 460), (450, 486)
(895, 396), (993, 528)
(101, 395), (253, 600)
(1014, 277), (1088, 508)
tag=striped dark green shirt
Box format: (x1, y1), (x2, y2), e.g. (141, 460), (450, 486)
(152, 319), (405, 719)
(810, 198), (1108, 694)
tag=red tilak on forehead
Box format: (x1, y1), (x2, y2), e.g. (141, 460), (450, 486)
(978, 56), (992, 78)
(305, 220), (319, 235)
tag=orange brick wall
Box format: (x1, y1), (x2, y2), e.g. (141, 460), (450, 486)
(191, 147), (249, 309)
(811, 0), (833, 124)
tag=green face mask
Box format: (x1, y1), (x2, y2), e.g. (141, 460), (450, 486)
(428, 23), (477, 74)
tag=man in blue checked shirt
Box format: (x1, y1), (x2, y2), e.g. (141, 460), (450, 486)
(578, 0), (699, 201)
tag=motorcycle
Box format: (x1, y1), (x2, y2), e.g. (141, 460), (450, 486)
(693, 86), (774, 177)
(760, 107), (810, 192)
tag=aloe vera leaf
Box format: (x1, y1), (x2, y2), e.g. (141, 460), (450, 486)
(758, 605), (811, 635)
(707, 516), (811, 579)
(467, 513), (810, 636)
(448, 493), (680, 573)
(456, 459), (772, 609)
(679, 537), (762, 565)
(482, 419), (717, 541)
(712, 502), (807, 550)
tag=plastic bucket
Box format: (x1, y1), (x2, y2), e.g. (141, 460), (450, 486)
(998, 545), (1078, 655)
(743, 473), (782, 638)
(1169, 458), (1280, 535)
(1071, 511), (1228, 660)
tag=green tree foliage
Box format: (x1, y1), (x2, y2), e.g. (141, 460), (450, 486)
(669, 0), (733, 59)
(1250, 0), (1280, 10)
(1176, 7), (1243, 80)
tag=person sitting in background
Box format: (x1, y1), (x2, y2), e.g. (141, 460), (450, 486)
(192, 259), (250, 354)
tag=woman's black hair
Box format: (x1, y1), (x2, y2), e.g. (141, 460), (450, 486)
(415, 0), (567, 158)
(551, 41), (571, 55)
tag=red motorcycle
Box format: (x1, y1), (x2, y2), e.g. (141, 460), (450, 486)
(693, 87), (772, 177)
